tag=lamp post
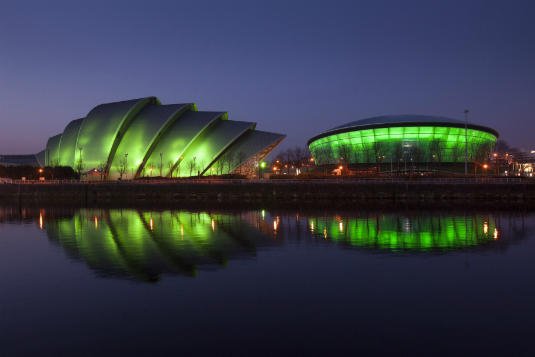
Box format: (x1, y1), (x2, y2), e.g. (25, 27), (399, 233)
(464, 109), (469, 176)
(259, 161), (266, 179)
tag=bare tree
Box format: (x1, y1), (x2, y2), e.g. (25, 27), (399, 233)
(220, 151), (235, 174)
(338, 144), (352, 166)
(290, 146), (311, 173)
(49, 158), (60, 167)
(198, 160), (205, 177)
(118, 154), (128, 180)
(312, 146), (332, 166)
(214, 157), (225, 175)
(75, 147), (84, 175)
(147, 163), (155, 177)
(167, 161), (175, 177)
(97, 162), (106, 180)
(158, 153), (164, 177)
(188, 156), (197, 177)
(474, 142), (492, 173)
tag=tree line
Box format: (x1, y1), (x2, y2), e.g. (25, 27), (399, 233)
(271, 146), (312, 174)
(0, 166), (78, 180)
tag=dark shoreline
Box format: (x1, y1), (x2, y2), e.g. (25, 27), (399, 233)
(1, 179), (535, 210)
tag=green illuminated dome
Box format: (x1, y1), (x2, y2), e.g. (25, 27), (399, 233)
(45, 97), (284, 179)
(308, 115), (498, 166)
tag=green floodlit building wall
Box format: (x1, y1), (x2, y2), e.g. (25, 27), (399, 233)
(44, 97), (284, 179)
(308, 117), (498, 165)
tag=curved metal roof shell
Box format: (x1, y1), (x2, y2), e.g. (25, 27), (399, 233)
(308, 114), (499, 145)
(45, 97), (285, 179)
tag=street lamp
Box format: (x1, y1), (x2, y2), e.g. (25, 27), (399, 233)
(259, 161), (266, 179)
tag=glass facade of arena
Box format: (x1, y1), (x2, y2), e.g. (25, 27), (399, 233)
(309, 126), (497, 165)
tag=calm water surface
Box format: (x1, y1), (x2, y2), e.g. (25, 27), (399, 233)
(0, 207), (534, 356)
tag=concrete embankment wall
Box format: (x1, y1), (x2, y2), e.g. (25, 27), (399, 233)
(1, 180), (535, 209)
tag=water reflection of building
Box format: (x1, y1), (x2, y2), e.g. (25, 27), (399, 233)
(308, 215), (502, 250)
(0, 207), (530, 282)
(256, 211), (528, 252)
(42, 209), (279, 282)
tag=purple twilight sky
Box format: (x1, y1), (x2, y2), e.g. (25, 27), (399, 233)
(0, 0), (534, 154)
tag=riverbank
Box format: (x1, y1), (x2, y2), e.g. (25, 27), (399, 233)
(1, 178), (535, 209)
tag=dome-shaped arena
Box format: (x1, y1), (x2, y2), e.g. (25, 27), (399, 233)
(308, 115), (498, 170)
(45, 97), (284, 179)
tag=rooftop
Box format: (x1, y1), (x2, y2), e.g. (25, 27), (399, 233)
(330, 115), (466, 131)
(308, 114), (499, 144)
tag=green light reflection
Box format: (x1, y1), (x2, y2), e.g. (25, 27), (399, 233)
(38, 209), (512, 282)
(306, 214), (500, 251)
(44, 209), (274, 282)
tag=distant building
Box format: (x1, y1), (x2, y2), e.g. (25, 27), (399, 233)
(43, 97), (284, 179)
(0, 154), (43, 167)
(308, 115), (498, 172)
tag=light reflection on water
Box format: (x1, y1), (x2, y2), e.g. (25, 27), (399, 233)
(0, 207), (534, 356)
(0, 207), (528, 282)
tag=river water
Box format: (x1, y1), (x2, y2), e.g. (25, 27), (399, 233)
(1, 207), (534, 356)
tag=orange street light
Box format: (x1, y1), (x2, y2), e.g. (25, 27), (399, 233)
(483, 164), (489, 169)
